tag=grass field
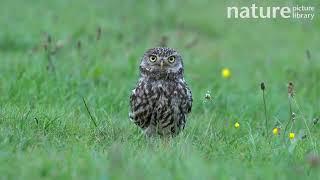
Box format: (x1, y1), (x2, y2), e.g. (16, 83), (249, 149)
(1, 0), (320, 179)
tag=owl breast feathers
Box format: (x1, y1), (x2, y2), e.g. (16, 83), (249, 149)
(129, 47), (192, 137)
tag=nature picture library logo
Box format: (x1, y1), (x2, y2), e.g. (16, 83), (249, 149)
(227, 3), (315, 20)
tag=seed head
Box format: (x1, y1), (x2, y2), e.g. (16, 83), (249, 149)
(306, 49), (311, 61)
(288, 82), (294, 97)
(96, 27), (102, 41)
(204, 91), (211, 100)
(291, 112), (296, 122)
(260, 82), (265, 91)
(159, 36), (168, 47)
(47, 34), (52, 44)
(43, 43), (48, 51)
(77, 40), (82, 50)
(301, 134), (307, 139)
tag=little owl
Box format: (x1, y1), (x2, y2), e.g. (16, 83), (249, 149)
(129, 47), (192, 137)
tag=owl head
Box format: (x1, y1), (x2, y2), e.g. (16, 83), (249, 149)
(139, 47), (184, 79)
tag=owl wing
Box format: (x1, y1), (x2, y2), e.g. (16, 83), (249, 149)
(184, 85), (193, 114)
(179, 79), (192, 114)
(129, 82), (152, 129)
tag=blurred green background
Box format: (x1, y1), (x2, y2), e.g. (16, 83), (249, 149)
(0, 0), (319, 179)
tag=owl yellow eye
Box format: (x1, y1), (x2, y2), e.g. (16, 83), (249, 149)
(168, 56), (175, 63)
(149, 55), (157, 62)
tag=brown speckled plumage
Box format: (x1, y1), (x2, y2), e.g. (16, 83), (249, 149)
(129, 47), (192, 137)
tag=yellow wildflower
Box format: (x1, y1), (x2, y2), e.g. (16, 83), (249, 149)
(273, 128), (279, 135)
(289, 132), (295, 140)
(234, 122), (240, 128)
(221, 68), (231, 78)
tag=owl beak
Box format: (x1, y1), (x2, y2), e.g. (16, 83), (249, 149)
(160, 61), (164, 70)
